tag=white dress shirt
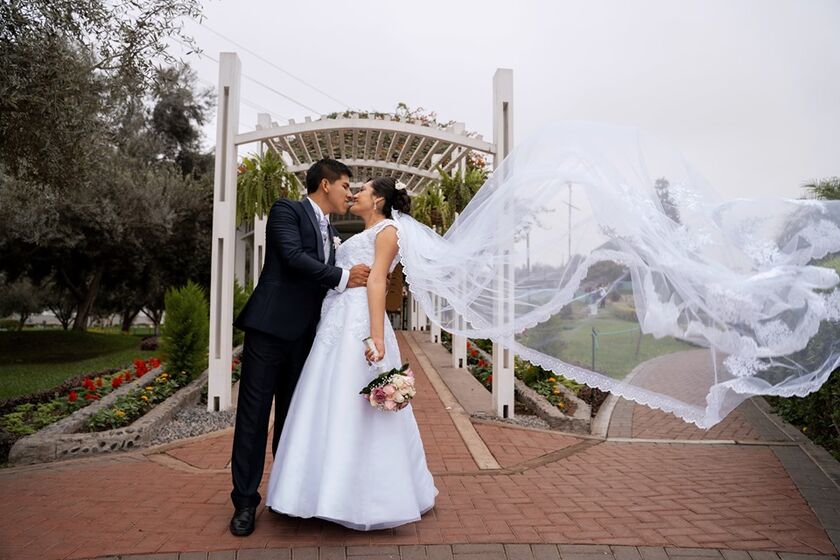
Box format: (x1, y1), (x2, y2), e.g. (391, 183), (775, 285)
(306, 198), (349, 292)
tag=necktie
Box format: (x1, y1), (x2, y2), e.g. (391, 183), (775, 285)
(319, 214), (329, 261)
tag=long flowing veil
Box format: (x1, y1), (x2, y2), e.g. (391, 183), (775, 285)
(392, 121), (840, 429)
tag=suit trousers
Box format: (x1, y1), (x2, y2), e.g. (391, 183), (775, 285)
(230, 327), (316, 509)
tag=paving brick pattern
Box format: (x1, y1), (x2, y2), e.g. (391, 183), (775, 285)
(630, 406), (765, 442)
(0, 335), (836, 560)
(471, 423), (581, 468)
(165, 430), (238, 471)
(90, 543), (838, 560)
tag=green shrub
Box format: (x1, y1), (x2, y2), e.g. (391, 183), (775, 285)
(160, 281), (209, 379)
(0, 318), (20, 331)
(768, 369), (839, 461)
(611, 303), (637, 323)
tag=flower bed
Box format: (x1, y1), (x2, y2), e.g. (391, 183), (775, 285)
(440, 332), (596, 431)
(1, 357), (161, 439)
(89, 355), (243, 432)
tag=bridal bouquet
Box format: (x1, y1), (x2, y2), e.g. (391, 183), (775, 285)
(360, 363), (416, 412)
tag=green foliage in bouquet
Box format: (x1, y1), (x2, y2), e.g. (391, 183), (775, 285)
(360, 363), (412, 395)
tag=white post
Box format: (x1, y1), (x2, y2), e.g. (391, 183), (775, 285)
(417, 302), (427, 332)
(251, 114), (272, 289)
(451, 209), (468, 369)
(234, 229), (247, 288)
(208, 52), (241, 412)
(252, 216), (267, 289)
(409, 293), (418, 330)
(430, 295), (441, 344)
(491, 68), (515, 419)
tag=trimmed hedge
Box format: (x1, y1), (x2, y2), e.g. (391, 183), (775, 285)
(159, 281), (209, 380)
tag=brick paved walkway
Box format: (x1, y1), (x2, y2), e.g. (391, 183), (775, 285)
(0, 334), (837, 560)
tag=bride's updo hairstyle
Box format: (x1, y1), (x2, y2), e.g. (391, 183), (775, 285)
(370, 176), (411, 218)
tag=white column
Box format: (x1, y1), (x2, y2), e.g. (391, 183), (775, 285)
(252, 114), (272, 289)
(417, 301), (428, 331)
(208, 52), (241, 412)
(409, 293), (418, 330)
(234, 227), (248, 287)
(452, 211), (467, 368)
(430, 295), (441, 344)
(491, 68), (515, 419)
(252, 216), (267, 288)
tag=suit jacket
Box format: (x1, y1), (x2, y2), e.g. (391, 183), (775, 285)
(233, 198), (343, 341)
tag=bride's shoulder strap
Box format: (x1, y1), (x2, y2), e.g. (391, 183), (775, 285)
(371, 219), (398, 235)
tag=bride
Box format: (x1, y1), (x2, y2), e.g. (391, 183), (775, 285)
(265, 177), (437, 531)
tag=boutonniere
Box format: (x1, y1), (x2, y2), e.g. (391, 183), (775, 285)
(333, 236), (342, 250)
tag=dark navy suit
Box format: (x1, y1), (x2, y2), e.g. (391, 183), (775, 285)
(230, 197), (342, 509)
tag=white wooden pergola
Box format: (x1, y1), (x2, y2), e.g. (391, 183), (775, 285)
(208, 53), (515, 417)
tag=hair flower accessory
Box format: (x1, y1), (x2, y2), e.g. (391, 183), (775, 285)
(395, 181), (407, 191)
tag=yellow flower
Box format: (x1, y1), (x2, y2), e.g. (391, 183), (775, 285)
(146, 386), (154, 392)
(803, 427), (808, 433)
(548, 377), (556, 382)
(552, 388), (561, 395)
(115, 410), (125, 417)
(141, 395), (149, 402)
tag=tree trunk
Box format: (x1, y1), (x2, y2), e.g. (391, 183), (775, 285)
(72, 267), (103, 331)
(120, 307), (141, 333)
(142, 307), (164, 336)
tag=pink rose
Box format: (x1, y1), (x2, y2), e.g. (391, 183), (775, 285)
(383, 385), (396, 396)
(405, 368), (414, 378)
(384, 400), (397, 411)
(371, 387), (388, 405)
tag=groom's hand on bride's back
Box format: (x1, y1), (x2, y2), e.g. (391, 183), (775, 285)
(347, 264), (371, 288)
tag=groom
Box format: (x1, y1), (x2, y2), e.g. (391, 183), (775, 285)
(229, 158), (370, 536)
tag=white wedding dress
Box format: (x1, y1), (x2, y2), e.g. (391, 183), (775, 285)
(265, 218), (437, 531)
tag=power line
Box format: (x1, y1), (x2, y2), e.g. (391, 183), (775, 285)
(195, 21), (350, 109)
(171, 38), (325, 115)
(195, 76), (290, 122)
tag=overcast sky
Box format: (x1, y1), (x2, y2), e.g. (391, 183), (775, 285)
(172, 0), (840, 199)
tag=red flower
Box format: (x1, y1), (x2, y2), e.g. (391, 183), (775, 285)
(84, 392), (97, 401)
(148, 357), (161, 369)
(124, 370), (132, 382)
(82, 378), (95, 391)
(111, 377), (123, 389)
(134, 359), (149, 377)
(478, 359), (487, 367)
(487, 375), (493, 383)
(68, 391), (78, 403)
(470, 349), (479, 357)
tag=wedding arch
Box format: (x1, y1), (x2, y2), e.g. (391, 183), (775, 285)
(208, 52), (515, 417)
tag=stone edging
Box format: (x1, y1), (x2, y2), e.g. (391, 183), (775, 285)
(9, 367), (208, 465)
(514, 378), (590, 433)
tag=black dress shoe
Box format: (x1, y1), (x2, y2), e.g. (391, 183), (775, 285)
(229, 506), (257, 536)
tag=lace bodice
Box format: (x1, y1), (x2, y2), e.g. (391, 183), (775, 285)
(334, 219), (400, 272)
(317, 219), (400, 346)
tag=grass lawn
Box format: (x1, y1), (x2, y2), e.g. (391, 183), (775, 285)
(521, 302), (696, 379)
(0, 330), (156, 400)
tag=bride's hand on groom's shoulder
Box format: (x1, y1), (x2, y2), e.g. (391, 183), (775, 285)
(365, 337), (385, 363)
(347, 264), (371, 288)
